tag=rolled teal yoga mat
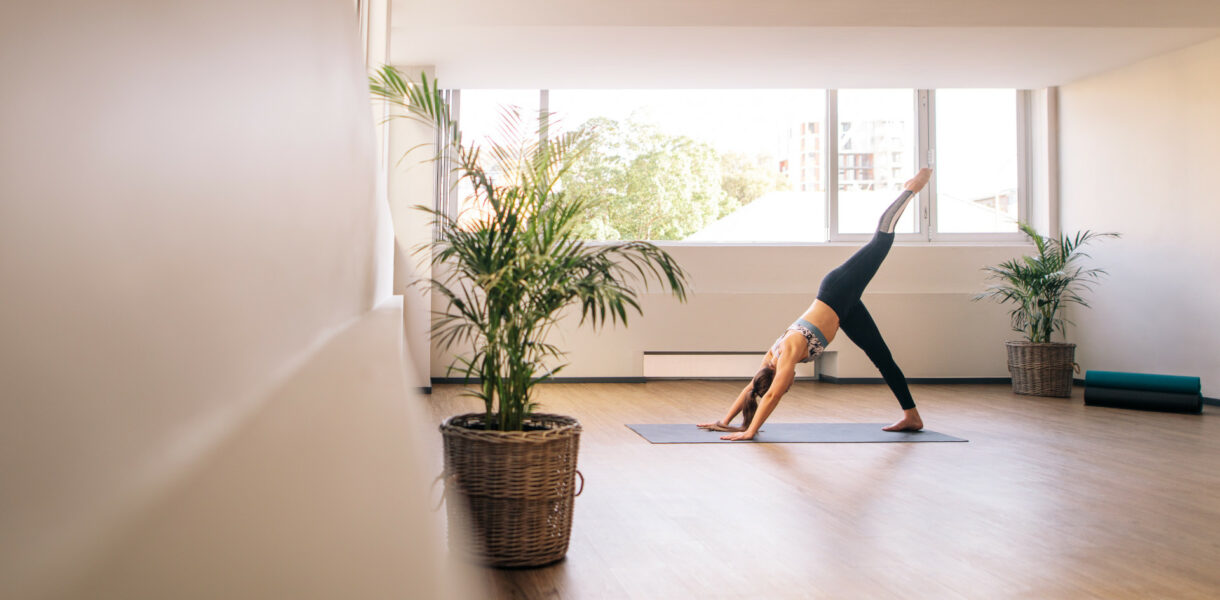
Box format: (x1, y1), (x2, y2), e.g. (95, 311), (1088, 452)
(1084, 370), (1201, 395)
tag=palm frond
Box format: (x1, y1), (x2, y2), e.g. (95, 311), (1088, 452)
(371, 66), (688, 430)
(974, 222), (1118, 342)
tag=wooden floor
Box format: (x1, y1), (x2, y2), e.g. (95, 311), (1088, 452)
(426, 381), (1220, 599)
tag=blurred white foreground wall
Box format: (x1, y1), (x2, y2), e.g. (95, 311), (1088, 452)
(0, 1), (478, 598)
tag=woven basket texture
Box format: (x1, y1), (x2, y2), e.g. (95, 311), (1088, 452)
(1006, 342), (1076, 398)
(440, 413), (582, 568)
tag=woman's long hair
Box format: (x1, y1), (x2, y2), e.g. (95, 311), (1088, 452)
(744, 365), (776, 428)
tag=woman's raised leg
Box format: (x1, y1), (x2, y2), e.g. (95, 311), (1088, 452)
(817, 169), (931, 316)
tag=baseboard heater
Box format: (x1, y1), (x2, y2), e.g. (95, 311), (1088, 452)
(642, 351), (819, 380)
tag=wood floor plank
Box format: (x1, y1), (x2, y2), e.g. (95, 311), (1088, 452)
(426, 381), (1220, 599)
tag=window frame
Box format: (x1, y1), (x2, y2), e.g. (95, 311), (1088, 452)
(926, 89), (1030, 243)
(827, 89), (926, 243)
(435, 88), (460, 236)
(442, 88), (1031, 244)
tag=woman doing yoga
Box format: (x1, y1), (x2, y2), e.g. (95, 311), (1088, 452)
(699, 168), (933, 441)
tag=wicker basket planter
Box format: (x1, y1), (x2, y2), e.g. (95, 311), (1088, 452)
(1006, 341), (1077, 397)
(439, 413), (583, 568)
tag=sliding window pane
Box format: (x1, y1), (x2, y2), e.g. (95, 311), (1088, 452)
(836, 89), (917, 234)
(454, 90), (541, 228)
(549, 90), (827, 242)
(935, 89), (1018, 233)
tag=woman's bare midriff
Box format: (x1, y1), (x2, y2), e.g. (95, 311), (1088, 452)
(799, 299), (840, 345)
(763, 300), (841, 369)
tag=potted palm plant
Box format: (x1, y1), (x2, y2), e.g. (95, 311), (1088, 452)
(975, 223), (1118, 397)
(370, 67), (688, 567)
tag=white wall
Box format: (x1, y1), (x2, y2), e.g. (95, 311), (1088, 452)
(431, 243), (1029, 381)
(386, 65), (438, 391)
(0, 2), (473, 598)
(1059, 35), (1220, 398)
(369, 0), (397, 303)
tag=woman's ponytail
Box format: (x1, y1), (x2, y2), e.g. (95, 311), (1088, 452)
(745, 366), (776, 428)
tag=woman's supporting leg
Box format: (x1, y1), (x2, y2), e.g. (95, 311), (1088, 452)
(838, 303), (915, 411)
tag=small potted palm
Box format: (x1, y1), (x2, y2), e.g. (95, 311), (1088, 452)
(370, 67), (688, 567)
(975, 223), (1118, 397)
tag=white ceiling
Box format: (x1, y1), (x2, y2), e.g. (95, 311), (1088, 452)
(390, 0), (1220, 88)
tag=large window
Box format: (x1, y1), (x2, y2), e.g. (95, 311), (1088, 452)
(450, 90), (541, 229)
(834, 89), (918, 235)
(450, 88), (1026, 243)
(459, 90), (828, 242)
(933, 89), (1020, 234)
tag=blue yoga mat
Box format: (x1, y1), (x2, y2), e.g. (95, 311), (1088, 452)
(1085, 370), (1201, 395)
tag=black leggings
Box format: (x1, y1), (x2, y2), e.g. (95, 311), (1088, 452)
(816, 191), (916, 410)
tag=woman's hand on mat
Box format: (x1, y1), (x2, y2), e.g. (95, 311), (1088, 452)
(698, 421), (743, 432)
(720, 430), (755, 441)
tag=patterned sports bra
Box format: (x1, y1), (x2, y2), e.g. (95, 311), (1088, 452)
(769, 319), (828, 365)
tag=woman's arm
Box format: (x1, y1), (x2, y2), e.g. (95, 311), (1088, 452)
(697, 383), (752, 431)
(699, 353), (773, 431)
(721, 357), (797, 441)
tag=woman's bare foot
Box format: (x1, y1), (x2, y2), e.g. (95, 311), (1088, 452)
(697, 421), (744, 432)
(882, 408), (924, 432)
(904, 168), (933, 193)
